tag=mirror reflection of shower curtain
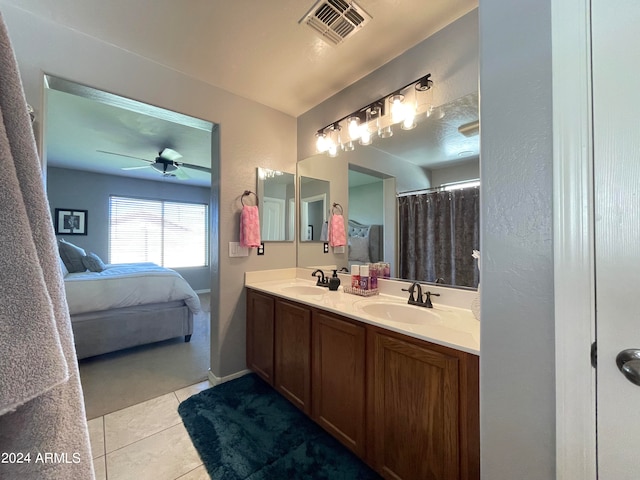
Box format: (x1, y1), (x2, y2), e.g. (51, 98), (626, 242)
(398, 188), (479, 288)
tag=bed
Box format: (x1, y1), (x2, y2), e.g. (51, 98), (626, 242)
(62, 261), (201, 359)
(347, 219), (383, 264)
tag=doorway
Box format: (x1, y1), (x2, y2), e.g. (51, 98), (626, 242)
(43, 76), (216, 418)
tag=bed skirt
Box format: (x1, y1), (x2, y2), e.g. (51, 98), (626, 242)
(71, 300), (194, 360)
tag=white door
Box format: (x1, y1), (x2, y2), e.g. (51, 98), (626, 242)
(593, 1), (640, 476)
(262, 196), (285, 241)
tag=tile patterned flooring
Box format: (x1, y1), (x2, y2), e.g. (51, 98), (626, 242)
(88, 380), (212, 480)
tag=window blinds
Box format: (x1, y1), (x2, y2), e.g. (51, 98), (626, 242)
(109, 196), (208, 268)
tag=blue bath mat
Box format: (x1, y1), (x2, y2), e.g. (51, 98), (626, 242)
(178, 373), (381, 479)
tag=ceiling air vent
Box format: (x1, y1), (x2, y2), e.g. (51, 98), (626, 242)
(300, 0), (372, 46)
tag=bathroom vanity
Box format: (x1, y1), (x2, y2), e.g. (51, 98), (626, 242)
(245, 270), (480, 480)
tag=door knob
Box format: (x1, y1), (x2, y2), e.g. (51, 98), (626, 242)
(616, 349), (640, 386)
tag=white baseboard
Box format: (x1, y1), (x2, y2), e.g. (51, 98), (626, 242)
(208, 368), (251, 386)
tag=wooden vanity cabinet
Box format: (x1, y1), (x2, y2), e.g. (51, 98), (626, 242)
(245, 288), (480, 480)
(367, 326), (480, 480)
(312, 310), (366, 457)
(246, 289), (275, 385)
(274, 299), (312, 415)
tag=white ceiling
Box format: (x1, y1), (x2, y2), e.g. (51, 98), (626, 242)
(11, 0), (477, 117)
(45, 78), (214, 187)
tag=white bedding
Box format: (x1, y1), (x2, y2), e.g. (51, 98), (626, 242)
(63, 263), (201, 316)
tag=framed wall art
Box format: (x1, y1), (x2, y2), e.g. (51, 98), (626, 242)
(54, 208), (87, 235)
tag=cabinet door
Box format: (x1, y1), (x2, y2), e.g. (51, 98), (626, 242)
(368, 329), (460, 480)
(274, 299), (311, 414)
(312, 311), (366, 457)
(246, 290), (275, 385)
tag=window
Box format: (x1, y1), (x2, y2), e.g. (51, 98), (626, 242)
(109, 196), (208, 268)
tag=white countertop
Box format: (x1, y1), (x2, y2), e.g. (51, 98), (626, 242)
(245, 269), (480, 356)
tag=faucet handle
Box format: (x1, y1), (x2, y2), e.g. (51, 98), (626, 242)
(422, 291), (441, 308)
(401, 286), (416, 302)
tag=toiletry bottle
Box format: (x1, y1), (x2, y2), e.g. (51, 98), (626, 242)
(370, 263), (378, 290)
(383, 262), (391, 278)
(351, 264), (360, 288)
(360, 264), (370, 291)
(329, 269), (341, 291)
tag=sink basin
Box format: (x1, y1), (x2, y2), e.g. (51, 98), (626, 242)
(279, 285), (328, 296)
(359, 302), (443, 325)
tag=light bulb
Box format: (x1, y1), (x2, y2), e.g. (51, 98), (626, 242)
(401, 106), (417, 130)
(343, 141), (355, 152)
(347, 117), (361, 140)
(328, 142), (338, 157)
(390, 94), (405, 123)
(359, 127), (372, 145)
(316, 133), (328, 153)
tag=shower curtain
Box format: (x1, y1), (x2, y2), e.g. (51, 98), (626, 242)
(398, 187), (479, 287)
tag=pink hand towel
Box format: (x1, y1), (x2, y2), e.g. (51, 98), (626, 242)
(329, 213), (347, 247)
(240, 205), (261, 248)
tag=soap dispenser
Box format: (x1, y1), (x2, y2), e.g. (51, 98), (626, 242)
(328, 269), (341, 291)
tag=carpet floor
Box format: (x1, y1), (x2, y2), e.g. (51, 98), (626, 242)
(79, 293), (210, 419)
(178, 373), (381, 480)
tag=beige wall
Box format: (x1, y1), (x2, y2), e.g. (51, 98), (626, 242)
(0, 3), (297, 379)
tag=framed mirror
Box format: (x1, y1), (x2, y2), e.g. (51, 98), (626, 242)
(256, 167), (295, 241)
(299, 176), (330, 242)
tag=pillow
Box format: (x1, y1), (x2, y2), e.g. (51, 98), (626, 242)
(59, 257), (69, 277)
(348, 236), (371, 263)
(58, 239), (86, 273)
(81, 252), (106, 272)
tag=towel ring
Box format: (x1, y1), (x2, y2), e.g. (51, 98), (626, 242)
(332, 203), (343, 215)
(241, 190), (259, 206)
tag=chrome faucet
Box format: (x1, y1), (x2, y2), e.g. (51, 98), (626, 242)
(311, 269), (329, 287)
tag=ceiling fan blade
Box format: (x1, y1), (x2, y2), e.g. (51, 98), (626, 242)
(159, 148), (182, 161)
(174, 167), (190, 180)
(121, 165), (150, 171)
(97, 150), (152, 163)
(180, 162), (211, 173)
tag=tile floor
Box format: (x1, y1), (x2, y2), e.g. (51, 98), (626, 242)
(88, 380), (212, 480)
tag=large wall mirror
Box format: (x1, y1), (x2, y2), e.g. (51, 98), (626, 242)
(297, 92), (480, 289)
(256, 167), (295, 241)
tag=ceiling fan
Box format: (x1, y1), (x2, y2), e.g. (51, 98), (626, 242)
(97, 148), (210, 180)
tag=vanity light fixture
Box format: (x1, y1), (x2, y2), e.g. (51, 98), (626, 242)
(258, 168), (284, 180)
(314, 73), (434, 156)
